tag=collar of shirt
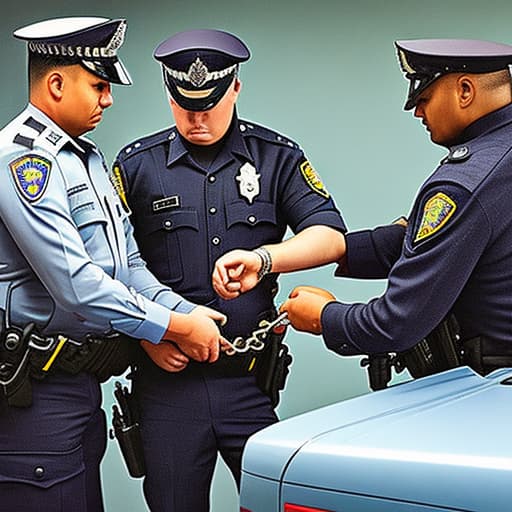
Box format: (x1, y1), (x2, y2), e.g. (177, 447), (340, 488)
(166, 113), (254, 168)
(457, 102), (512, 145)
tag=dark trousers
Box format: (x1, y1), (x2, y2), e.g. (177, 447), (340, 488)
(0, 372), (106, 511)
(135, 362), (278, 512)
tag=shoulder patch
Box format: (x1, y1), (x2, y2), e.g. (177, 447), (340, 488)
(9, 154), (51, 202)
(414, 192), (456, 243)
(300, 159), (329, 198)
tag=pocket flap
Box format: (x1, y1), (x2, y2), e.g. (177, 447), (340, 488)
(0, 445), (84, 488)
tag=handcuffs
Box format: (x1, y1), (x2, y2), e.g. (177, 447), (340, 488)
(224, 312), (290, 356)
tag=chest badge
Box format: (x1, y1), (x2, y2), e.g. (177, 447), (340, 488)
(9, 154), (51, 202)
(236, 162), (260, 204)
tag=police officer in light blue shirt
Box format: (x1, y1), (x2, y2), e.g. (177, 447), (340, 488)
(281, 39), (512, 376)
(0, 17), (227, 511)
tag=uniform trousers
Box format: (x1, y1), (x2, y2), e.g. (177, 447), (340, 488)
(0, 372), (106, 512)
(135, 359), (278, 512)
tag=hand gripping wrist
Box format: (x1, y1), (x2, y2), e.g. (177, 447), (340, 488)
(253, 247), (273, 280)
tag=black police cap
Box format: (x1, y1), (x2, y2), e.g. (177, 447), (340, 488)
(14, 17), (132, 85)
(395, 39), (512, 110)
(154, 29), (250, 112)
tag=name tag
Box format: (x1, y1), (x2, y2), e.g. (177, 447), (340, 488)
(152, 195), (180, 212)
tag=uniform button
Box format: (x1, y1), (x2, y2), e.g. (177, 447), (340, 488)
(212, 236), (221, 245)
(134, 142), (141, 149)
(168, 132), (176, 141)
(163, 220), (173, 230)
(34, 466), (45, 479)
(209, 207), (217, 214)
(240, 123), (246, 132)
(340, 344), (349, 351)
(208, 175), (216, 183)
(247, 215), (256, 224)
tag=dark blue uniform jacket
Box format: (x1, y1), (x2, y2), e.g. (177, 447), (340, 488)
(324, 103), (512, 355)
(115, 116), (346, 340)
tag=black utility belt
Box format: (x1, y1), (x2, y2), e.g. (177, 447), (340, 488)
(461, 336), (512, 375)
(0, 323), (137, 408)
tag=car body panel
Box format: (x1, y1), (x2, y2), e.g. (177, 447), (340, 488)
(240, 366), (512, 511)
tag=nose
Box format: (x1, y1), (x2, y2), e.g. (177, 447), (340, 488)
(187, 110), (206, 124)
(100, 85), (114, 109)
(413, 104), (423, 119)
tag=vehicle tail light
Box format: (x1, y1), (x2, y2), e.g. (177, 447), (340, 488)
(284, 504), (332, 512)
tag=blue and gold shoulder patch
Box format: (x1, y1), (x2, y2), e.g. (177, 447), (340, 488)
(414, 192), (456, 243)
(300, 160), (329, 199)
(9, 154), (51, 202)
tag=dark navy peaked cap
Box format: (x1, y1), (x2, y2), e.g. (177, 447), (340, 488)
(396, 39), (512, 110)
(154, 29), (250, 112)
(14, 17), (132, 85)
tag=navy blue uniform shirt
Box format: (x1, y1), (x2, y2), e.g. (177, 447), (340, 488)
(115, 115), (346, 339)
(323, 103), (512, 355)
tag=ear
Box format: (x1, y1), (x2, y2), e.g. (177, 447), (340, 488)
(233, 78), (242, 98)
(47, 71), (65, 101)
(457, 75), (475, 108)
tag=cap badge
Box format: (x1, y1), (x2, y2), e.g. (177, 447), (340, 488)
(236, 162), (260, 204)
(9, 154), (51, 202)
(414, 192), (457, 243)
(188, 57), (209, 87)
(165, 59), (237, 87)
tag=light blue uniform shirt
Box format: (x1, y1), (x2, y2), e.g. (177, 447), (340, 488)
(0, 104), (194, 343)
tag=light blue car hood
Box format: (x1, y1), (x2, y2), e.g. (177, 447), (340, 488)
(242, 366), (512, 509)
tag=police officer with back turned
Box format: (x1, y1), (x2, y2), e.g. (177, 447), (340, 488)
(114, 29), (347, 511)
(281, 39), (512, 377)
(0, 17), (226, 511)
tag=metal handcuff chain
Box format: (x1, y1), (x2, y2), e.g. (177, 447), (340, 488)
(224, 312), (290, 356)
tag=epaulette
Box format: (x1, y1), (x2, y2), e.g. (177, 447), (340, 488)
(117, 127), (176, 161)
(12, 115), (68, 156)
(238, 120), (300, 150)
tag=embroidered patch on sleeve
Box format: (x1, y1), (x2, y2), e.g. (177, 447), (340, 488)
(300, 160), (329, 198)
(9, 154), (51, 202)
(414, 192), (457, 243)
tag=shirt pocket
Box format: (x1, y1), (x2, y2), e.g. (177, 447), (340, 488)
(69, 186), (115, 274)
(136, 209), (199, 285)
(226, 200), (278, 246)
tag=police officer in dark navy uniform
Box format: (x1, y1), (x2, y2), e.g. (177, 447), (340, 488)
(114, 29), (348, 511)
(0, 17), (227, 512)
(281, 38), (512, 377)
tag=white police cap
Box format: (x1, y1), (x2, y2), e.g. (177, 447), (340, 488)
(14, 16), (132, 85)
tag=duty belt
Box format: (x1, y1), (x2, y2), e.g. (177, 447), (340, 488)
(0, 323), (137, 408)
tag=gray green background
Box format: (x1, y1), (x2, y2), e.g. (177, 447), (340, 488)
(1, 0), (511, 510)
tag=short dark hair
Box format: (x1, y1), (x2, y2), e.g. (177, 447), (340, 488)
(476, 69), (511, 91)
(28, 51), (78, 87)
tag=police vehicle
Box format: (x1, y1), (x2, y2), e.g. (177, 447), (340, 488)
(239, 366), (512, 511)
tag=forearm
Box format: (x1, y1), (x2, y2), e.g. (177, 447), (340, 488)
(261, 225), (346, 274)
